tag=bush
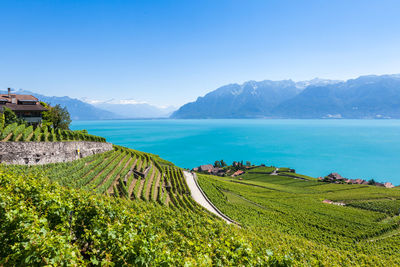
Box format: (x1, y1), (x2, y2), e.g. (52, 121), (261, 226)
(22, 126), (33, 141)
(0, 122), (18, 140)
(11, 124), (26, 141)
(33, 127), (41, 142)
(42, 126), (48, 141)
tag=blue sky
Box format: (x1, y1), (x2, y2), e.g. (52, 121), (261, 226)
(1, 0), (399, 107)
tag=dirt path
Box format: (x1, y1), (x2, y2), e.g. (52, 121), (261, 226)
(184, 171), (237, 225)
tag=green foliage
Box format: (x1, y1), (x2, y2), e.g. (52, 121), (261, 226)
(0, 122), (18, 140)
(3, 107), (24, 126)
(33, 126), (41, 142)
(197, 172), (400, 265)
(22, 125), (33, 141)
(11, 124), (25, 141)
(0, 166), (285, 266)
(42, 104), (71, 130)
(347, 199), (400, 216)
(0, 112), (4, 131)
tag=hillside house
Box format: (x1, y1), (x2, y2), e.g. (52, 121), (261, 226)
(231, 170), (244, 177)
(199, 164), (214, 172)
(384, 182), (395, 188)
(0, 88), (47, 125)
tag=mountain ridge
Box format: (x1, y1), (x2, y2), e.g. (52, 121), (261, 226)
(171, 74), (400, 119)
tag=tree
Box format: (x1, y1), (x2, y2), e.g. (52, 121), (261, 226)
(42, 104), (71, 130)
(220, 160), (227, 167)
(214, 161), (221, 168)
(368, 179), (376, 185)
(246, 161), (251, 167)
(3, 107), (24, 126)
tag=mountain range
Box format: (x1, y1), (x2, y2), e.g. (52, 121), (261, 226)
(1, 90), (174, 120)
(171, 74), (400, 119)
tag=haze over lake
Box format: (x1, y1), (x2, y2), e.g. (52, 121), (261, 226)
(72, 119), (400, 185)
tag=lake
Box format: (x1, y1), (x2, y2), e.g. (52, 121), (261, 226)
(71, 119), (400, 185)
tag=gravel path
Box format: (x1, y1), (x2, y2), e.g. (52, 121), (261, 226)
(183, 171), (236, 224)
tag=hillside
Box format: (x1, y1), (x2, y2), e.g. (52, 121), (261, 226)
(1, 127), (400, 265)
(197, 167), (400, 265)
(172, 74), (400, 119)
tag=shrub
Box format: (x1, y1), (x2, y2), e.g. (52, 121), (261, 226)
(33, 127), (41, 142)
(42, 126), (48, 141)
(0, 122), (18, 140)
(22, 125), (33, 141)
(11, 124), (25, 141)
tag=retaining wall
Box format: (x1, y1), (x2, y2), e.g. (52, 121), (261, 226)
(0, 141), (113, 165)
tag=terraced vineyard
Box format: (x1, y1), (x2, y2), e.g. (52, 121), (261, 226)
(24, 145), (197, 210)
(197, 166), (400, 265)
(0, 123), (106, 142)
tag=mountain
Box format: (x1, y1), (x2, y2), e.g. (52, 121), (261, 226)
(85, 99), (176, 118)
(272, 74), (400, 118)
(171, 78), (340, 118)
(171, 75), (400, 119)
(2, 89), (119, 120)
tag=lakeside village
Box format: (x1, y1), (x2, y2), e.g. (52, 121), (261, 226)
(191, 160), (396, 189)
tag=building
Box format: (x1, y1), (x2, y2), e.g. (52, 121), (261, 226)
(0, 88), (47, 124)
(384, 182), (395, 188)
(231, 170), (244, 177)
(199, 164), (214, 172)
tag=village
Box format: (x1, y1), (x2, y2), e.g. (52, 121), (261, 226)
(191, 161), (396, 189)
(319, 172), (395, 188)
(192, 160), (261, 177)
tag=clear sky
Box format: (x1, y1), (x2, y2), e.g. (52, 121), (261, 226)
(1, 0), (399, 107)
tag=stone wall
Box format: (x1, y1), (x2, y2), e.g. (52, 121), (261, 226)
(0, 141), (113, 165)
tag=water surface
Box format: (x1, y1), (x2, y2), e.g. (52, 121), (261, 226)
(71, 119), (400, 185)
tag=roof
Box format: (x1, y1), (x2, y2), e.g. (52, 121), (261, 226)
(199, 164), (214, 171)
(0, 94), (38, 101)
(0, 93), (46, 112)
(2, 103), (47, 111)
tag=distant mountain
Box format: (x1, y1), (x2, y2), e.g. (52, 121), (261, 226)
(2, 89), (119, 120)
(171, 78), (341, 118)
(272, 75), (400, 119)
(84, 99), (176, 118)
(171, 75), (400, 119)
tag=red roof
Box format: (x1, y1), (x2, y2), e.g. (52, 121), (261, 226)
(0, 93), (47, 112)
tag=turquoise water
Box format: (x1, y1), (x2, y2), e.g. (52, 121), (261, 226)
(71, 119), (400, 185)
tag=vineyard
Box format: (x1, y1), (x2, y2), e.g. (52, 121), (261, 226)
(18, 145), (200, 211)
(2, 144), (400, 265)
(0, 123), (106, 142)
(197, 166), (400, 265)
(0, 164), (295, 266)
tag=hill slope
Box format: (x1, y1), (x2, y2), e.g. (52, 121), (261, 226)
(197, 167), (400, 265)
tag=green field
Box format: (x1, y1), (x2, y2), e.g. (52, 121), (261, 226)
(197, 169), (400, 265)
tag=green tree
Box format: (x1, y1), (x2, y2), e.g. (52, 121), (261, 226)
(246, 161), (251, 167)
(42, 104), (71, 130)
(214, 161), (221, 168)
(220, 160), (227, 167)
(3, 107), (24, 126)
(0, 112), (4, 130)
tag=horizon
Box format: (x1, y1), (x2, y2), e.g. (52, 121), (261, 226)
(1, 0), (400, 106)
(4, 72), (400, 109)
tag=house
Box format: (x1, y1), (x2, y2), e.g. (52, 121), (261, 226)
(384, 182), (395, 188)
(199, 164), (214, 172)
(231, 170), (244, 177)
(1, 88), (47, 124)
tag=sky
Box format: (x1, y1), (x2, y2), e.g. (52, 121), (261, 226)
(1, 0), (399, 107)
